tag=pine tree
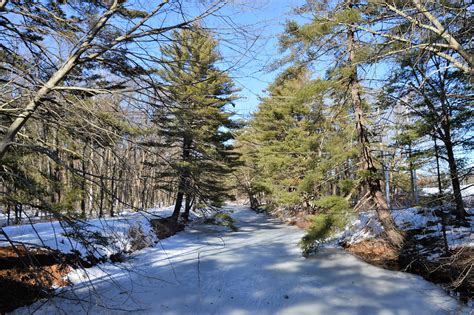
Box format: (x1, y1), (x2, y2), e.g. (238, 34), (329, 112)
(156, 27), (239, 221)
(247, 67), (314, 209)
(274, 0), (405, 247)
(383, 53), (472, 220)
(235, 65), (358, 219)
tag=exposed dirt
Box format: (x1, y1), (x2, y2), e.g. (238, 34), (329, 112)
(398, 236), (473, 301)
(343, 238), (473, 302)
(342, 239), (400, 270)
(269, 207), (314, 230)
(288, 218), (313, 230)
(150, 217), (185, 239)
(0, 246), (72, 313)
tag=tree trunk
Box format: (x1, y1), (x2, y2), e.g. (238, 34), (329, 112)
(383, 161), (391, 209)
(110, 160), (116, 217)
(88, 149), (95, 215)
(172, 185), (185, 219)
(53, 128), (62, 204)
(434, 137), (443, 195)
(182, 193), (193, 223)
(408, 144), (419, 205)
(433, 136), (444, 209)
(172, 136), (192, 220)
(99, 176), (105, 218)
(81, 144), (87, 218)
(346, 19), (404, 247)
(444, 137), (466, 220)
(6, 204), (11, 226)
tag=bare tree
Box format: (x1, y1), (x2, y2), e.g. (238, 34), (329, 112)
(0, 0), (225, 159)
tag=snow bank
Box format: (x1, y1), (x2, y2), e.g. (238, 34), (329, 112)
(421, 184), (474, 197)
(0, 206), (177, 259)
(13, 206), (470, 315)
(334, 207), (473, 250)
(0, 205), (232, 261)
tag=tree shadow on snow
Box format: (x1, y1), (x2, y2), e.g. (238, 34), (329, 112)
(18, 207), (465, 315)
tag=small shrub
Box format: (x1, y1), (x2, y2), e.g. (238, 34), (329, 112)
(205, 213), (238, 231)
(128, 223), (153, 251)
(300, 196), (352, 257)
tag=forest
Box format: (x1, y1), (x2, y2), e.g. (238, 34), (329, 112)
(0, 0), (472, 313)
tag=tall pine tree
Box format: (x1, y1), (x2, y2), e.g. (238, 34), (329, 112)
(156, 27), (239, 222)
(275, 0), (405, 246)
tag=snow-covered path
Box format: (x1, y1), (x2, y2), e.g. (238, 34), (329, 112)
(17, 206), (468, 314)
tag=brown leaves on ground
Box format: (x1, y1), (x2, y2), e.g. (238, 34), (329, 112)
(289, 218), (313, 230)
(343, 239), (473, 301)
(0, 246), (71, 313)
(150, 217), (185, 239)
(342, 239), (400, 269)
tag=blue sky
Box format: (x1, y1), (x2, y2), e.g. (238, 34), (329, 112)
(201, 1), (388, 119)
(200, 0), (306, 119)
(134, 0), (307, 119)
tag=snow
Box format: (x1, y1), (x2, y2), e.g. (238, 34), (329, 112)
(336, 207), (474, 250)
(0, 206), (176, 259)
(421, 184), (474, 198)
(13, 206), (470, 314)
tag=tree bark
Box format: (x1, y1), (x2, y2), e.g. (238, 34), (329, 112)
(99, 175), (105, 218)
(436, 72), (467, 220)
(80, 144), (87, 217)
(407, 144), (419, 205)
(433, 137), (443, 196)
(110, 156), (116, 217)
(346, 16), (404, 247)
(182, 193), (193, 223)
(0, 0), (8, 11)
(0, 1), (119, 160)
(443, 137), (466, 220)
(172, 136), (192, 220)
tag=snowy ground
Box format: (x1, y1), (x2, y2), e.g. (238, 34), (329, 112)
(421, 184), (474, 207)
(12, 205), (470, 314)
(335, 207), (474, 254)
(421, 184), (474, 198)
(0, 206), (179, 261)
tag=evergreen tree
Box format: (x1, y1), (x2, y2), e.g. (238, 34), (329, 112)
(235, 63), (360, 252)
(274, 0), (405, 246)
(236, 66), (357, 211)
(156, 27), (239, 221)
(383, 53), (472, 220)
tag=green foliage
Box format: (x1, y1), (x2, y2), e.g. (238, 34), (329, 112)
(333, 8), (362, 24)
(300, 196), (352, 256)
(60, 188), (84, 215)
(235, 61), (358, 213)
(156, 26), (240, 209)
(300, 214), (338, 256)
(314, 196), (350, 213)
(339, 179), (355, 196)
(358, 169), (383, 182)
(205, 212), (238, 232)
